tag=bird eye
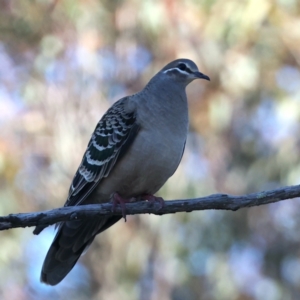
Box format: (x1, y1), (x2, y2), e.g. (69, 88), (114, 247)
(178, 63), (187, 71)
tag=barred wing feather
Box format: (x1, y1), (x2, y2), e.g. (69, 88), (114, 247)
(65, 98), (140, 207)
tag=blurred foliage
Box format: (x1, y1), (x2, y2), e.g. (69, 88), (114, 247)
(1, 0), (300, 299)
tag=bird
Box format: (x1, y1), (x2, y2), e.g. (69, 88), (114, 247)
(39, 58), (210, 285)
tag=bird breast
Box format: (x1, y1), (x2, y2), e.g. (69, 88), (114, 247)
(95, 97), (188, 200)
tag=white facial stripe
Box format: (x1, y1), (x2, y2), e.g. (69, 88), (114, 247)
(163, 67), (191, 75)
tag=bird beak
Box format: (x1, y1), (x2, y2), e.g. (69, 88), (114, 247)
(193, 71), (210, 81)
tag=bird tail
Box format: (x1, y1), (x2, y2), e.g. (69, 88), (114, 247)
(40, 216), (121, 285)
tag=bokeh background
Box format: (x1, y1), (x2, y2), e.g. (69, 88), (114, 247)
(1, 0), (300, 299)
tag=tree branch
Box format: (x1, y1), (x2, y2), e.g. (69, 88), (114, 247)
(1, 184), (300, 233)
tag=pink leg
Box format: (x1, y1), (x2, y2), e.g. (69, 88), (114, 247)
(111, 193), (131, 222)
(140, 194), (165, 209)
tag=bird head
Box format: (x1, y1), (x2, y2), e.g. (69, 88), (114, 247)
(160, 58), (210, 86)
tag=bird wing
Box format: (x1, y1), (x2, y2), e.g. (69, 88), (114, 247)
(65, 97), (140, 207)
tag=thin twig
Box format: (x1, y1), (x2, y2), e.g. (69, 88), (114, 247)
(0, 184), (300, 233)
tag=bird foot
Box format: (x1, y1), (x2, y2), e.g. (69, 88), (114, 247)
(111, 193), (131, 222)
(141, 194), (165, 209)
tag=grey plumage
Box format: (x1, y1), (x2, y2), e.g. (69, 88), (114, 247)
(40, 58), (210, 285)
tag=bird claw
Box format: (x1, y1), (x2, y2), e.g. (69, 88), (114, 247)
(111, 193), (130, 222)
(111, 193), (165, 220)
(141, 194), (165, 210)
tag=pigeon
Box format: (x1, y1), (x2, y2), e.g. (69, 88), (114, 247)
(39, 58), (210, 285)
